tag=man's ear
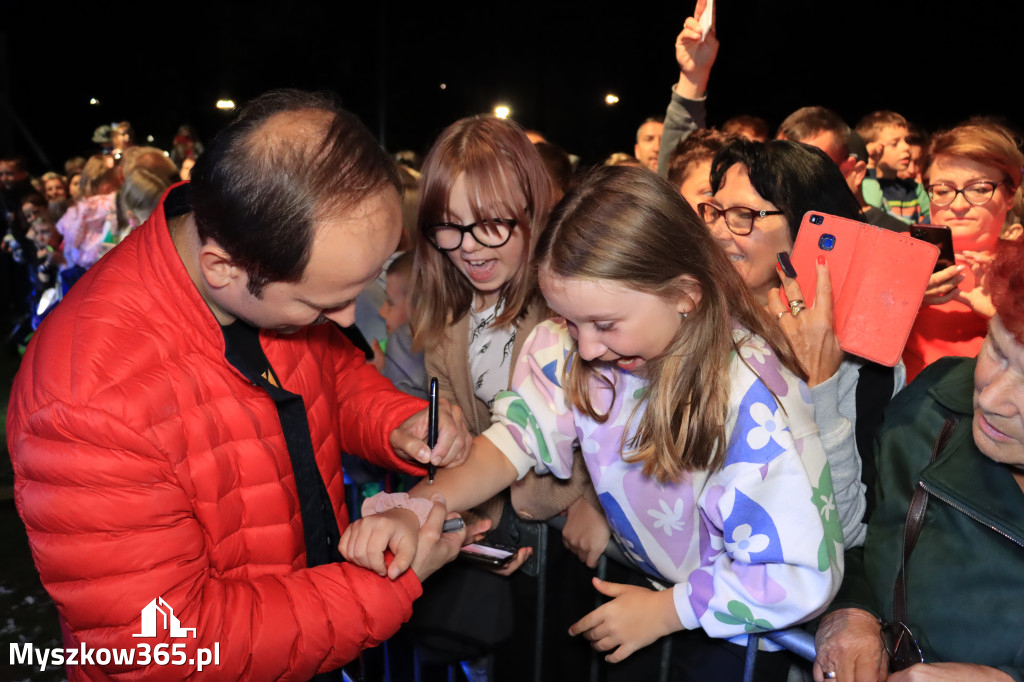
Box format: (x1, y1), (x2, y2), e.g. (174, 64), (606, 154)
(197, 241), (239, 290)
(675, 274), (703, 314)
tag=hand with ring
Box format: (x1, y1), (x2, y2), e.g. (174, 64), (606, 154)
(767, 255), (843, 388)
(813, 608), (888, 682)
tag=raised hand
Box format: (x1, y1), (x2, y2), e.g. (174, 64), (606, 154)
(768, 256), (843, 387)
(674, 0), (720, 99)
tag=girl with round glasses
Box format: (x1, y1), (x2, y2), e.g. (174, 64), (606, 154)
(701, 138), (906, 549)
(412, 115), (556, 442)
(407, 116), (603, 671)
(413, 117), (598, 532)
(902, 121), (1023, 381)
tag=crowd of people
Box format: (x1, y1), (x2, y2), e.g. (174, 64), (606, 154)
(3, 1), (1023, 681)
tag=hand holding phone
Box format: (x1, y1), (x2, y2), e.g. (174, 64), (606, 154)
(771, 253), (844, 386)
(788, 212), (938, 366)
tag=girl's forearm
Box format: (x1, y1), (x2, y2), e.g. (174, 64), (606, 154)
(409, 433), (520, 511)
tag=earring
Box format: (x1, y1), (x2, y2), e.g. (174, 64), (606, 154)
(683, 312), (689, 318)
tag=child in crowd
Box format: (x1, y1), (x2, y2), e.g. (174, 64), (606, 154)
(857, 111), (930, 223)
(666, 128), (738, 211)
(375, 251), (427, 400)
(410, 114), (596, 526)
(346, 167), (842, 681)
(402, 115), (604, 679)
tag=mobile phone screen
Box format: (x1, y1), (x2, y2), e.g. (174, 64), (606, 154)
(459, 543), (516, 567)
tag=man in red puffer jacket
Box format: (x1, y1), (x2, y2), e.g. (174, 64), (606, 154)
(6, 90), (472, 681)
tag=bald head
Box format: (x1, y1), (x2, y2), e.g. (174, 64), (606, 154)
(189, 89), (399, 295)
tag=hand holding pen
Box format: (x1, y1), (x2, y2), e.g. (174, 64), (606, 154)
(388, 377), (473, 472)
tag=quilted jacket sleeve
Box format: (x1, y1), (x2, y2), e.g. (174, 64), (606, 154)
(326, 328), (428, 476)
(8, 396), (423, 680)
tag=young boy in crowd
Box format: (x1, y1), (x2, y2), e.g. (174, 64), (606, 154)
(374, 251), (427, 400)
(666, 128), (738, 211)
(350, 252), (425, 502)
(857, 111), (930, 223)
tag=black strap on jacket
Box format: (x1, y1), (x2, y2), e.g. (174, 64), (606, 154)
(223, 322), (345, 681)
(221, 320), (343, 567)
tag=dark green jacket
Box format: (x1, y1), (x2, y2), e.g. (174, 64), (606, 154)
(833, 357), (1024, 680)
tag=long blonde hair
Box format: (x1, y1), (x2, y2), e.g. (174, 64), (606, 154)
(538, 166), (804, 483)
(411, 116), (558, 345)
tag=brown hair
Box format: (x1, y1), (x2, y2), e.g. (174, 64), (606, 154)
(666, 128), (739, 190)
(79, 154), (119, 197)
(121, 146), (180, 186)
(778, 106), (850, 150)
(854, 110), (909, 144)
(190, 89), (400, 297)
(411, 116), (557, 344)
(989, 238), (1024, 344)
(926, 121), (1023, 192)
(722, 115), (769, 142)
(538, 166), (803, 483)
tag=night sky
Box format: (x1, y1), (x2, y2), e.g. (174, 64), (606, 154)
(3, 1), (1022, 172)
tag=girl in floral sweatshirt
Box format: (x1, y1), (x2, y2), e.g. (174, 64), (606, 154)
(343, 166), (842, 680)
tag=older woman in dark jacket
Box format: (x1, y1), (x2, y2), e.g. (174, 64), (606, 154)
(814, 238), (1024, 681)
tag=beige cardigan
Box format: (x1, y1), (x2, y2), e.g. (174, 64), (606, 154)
(426, 299), (597, 520)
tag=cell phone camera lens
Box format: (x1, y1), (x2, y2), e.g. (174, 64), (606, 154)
(810, 214), (824, 225)
(818, 234), (836, 251)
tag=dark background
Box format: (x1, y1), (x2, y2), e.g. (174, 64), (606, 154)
(2, 0), (1023, 172)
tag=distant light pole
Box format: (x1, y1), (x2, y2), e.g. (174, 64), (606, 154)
(605, 93), (620, 105)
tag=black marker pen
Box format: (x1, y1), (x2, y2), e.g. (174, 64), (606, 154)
(427, 377), (438, 484)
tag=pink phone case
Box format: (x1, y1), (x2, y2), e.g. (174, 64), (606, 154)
(789, 212), (938, 367)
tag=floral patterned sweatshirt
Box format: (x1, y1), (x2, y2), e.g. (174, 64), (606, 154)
(483, 320), (844, 646)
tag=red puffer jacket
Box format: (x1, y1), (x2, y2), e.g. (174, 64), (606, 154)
(7, 188), (427, 680)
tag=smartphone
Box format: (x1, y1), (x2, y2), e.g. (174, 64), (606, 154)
(909, 224), (955, 272)
(459, 542), (517, 568)
(789, 211), (938, 367)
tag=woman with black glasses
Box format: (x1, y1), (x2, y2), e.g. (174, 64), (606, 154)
(813, 238), (1024, 682)
(699, 139), (904, 550)
(902, 122), (1023, 382)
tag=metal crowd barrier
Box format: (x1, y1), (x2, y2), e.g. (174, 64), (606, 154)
(344, 475), (817, 681)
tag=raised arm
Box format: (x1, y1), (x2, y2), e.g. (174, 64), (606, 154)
(657, 0), (719, 176)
